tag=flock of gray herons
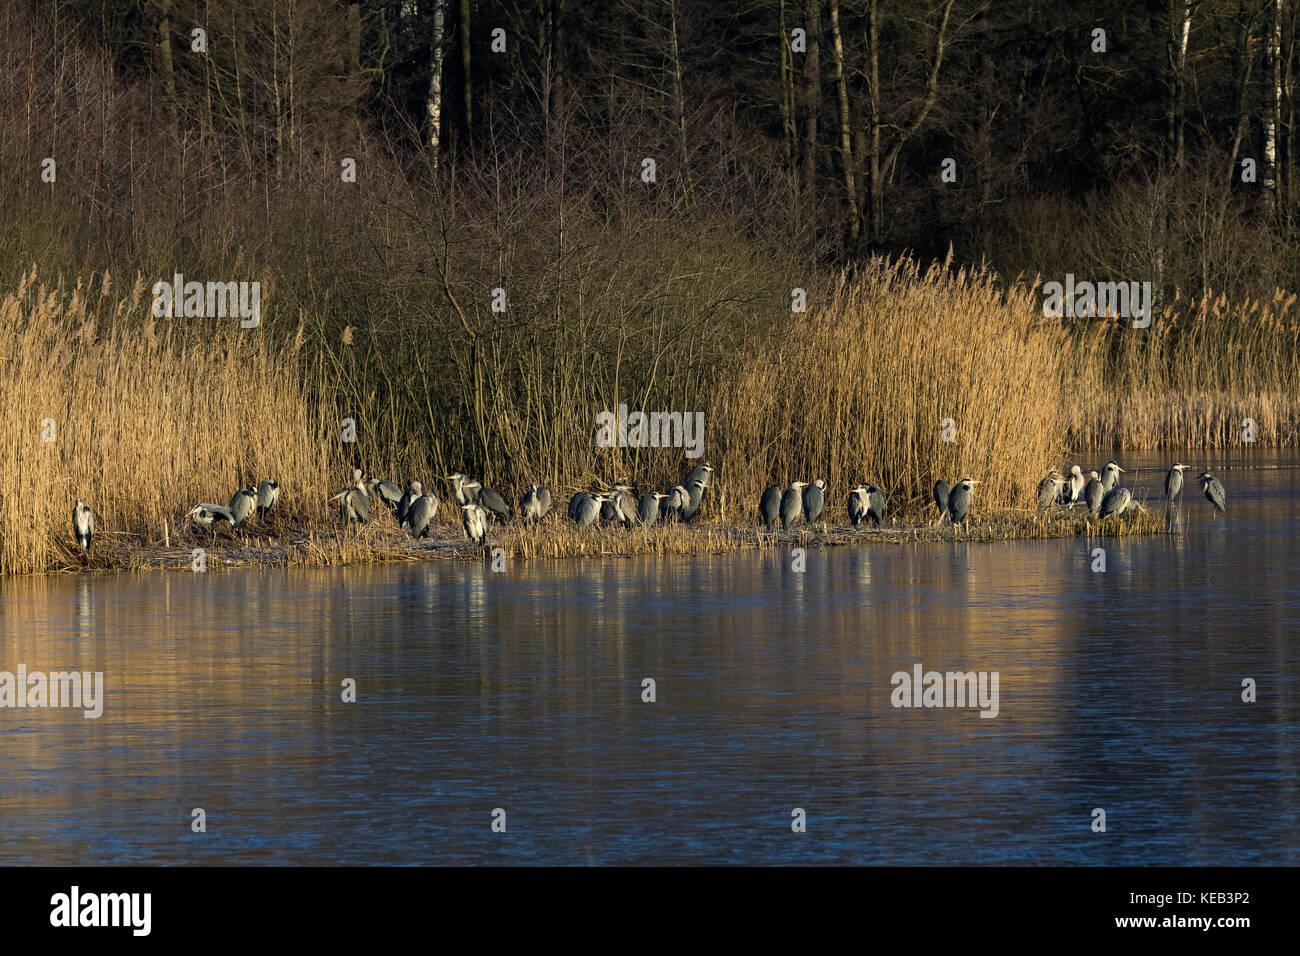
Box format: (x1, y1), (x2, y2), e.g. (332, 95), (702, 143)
(68, 459), (1227, 554)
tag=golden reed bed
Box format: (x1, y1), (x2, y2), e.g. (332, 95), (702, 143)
(0, 259), (1273, 574)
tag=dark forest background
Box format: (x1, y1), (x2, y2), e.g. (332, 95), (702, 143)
(2, 0), (1298, 499)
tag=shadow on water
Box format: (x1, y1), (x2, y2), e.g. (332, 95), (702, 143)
(1, 450), (1297, 864)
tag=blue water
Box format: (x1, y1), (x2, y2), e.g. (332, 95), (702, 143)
(1, 451), (1296, 864)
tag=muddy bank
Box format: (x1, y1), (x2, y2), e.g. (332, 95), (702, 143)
(47, 508), (1167, 574)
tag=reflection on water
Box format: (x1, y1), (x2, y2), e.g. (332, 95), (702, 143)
(1, 451), (1297, 864)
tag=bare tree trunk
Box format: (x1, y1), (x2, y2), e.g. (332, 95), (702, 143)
(426, 0), (448, 166)
(156, 0), (179, 147)
(1157, 0), (1191, 305)
(872, 0), (954, 244)
(1267, 0), (1282, 216)
(547, 0), (566, 123)
(460, 0), (471, 134)
(779, 0), (796, 167)
(272, 6), (284, 183)
(1168, 0), (1191, 167)
(1287, 7), (1296, 232)
(668, 0), (689, 178)
(866, 0), (880, 242)
(828, 0), (858, 243)
(802, 0), (821, 192)
(1226, 11), (1257, 188)
(349, 2), (363, 140)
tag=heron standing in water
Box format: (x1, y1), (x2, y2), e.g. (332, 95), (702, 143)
(1197, 471), (1226, 514)
(1165, 463), (1188, 503)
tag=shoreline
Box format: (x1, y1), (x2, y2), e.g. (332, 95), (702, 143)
(34, 508), (1169, 575)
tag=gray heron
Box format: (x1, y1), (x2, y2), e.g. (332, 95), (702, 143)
(573, 492), (606, 529)
(948, 478), (977, 534)
(1036, 471), (1063, 513)
(461, 502), (489, 544)
(687, 462), (714, 487)
(1062, 465), (1085, 508)
(1197, 471), (1226, 513)
(445, 473), (478, 506)
(332, 475), (371, 524)
(613, 485), (639, 526)
(601, 486), (636, 527)
(405, 494), (439, 538)
(476, 484), (512, 522)
(933, 480), (951, 522)
(660, 485), (688, 523)
(848, 485), (869, 527)
(257, 480), (279, 521)
(638, 492), (667, 527)
(366, 477), (403, 512)
(1083, 476), (1104, 516)
(759, 486), (781, 531)
(780, 481), (808, 529)
(1100, 460), (1124, 494)
(229, 485), (257, 536)
(1099, 486), (1132, 519)
(864, 484), (886, 525)
(73, 499), (94, 553)
(397, 480), (423, 524)
(1165, 463), (1187, 502)
(681, 479), (706, 522)
(187, 503), (235, 539)
(521, 485), (549, 521)
(802, 479), (826, 525)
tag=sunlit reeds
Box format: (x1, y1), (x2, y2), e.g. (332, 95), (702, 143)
(0, 259), (1283, 574)
(0, 268), (341, 573)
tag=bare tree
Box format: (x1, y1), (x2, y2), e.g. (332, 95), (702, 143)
(828, 0), (858, 243)
(427, 0), (448, 165)
(461, 0), (472, 134)
(1266, 0), (1284, 218)
(154, 0), (179, 147)
(803, 0), (822, 192)
(865, 0), (955, 244)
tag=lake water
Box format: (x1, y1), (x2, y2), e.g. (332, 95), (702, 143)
(1, 451), (1297, 865)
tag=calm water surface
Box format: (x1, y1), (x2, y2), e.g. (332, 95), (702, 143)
(2, 451), (1297, 864)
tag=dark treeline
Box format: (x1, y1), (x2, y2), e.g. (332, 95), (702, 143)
(2, 0), (1297, 491)
(14, 1), (1300, 288)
